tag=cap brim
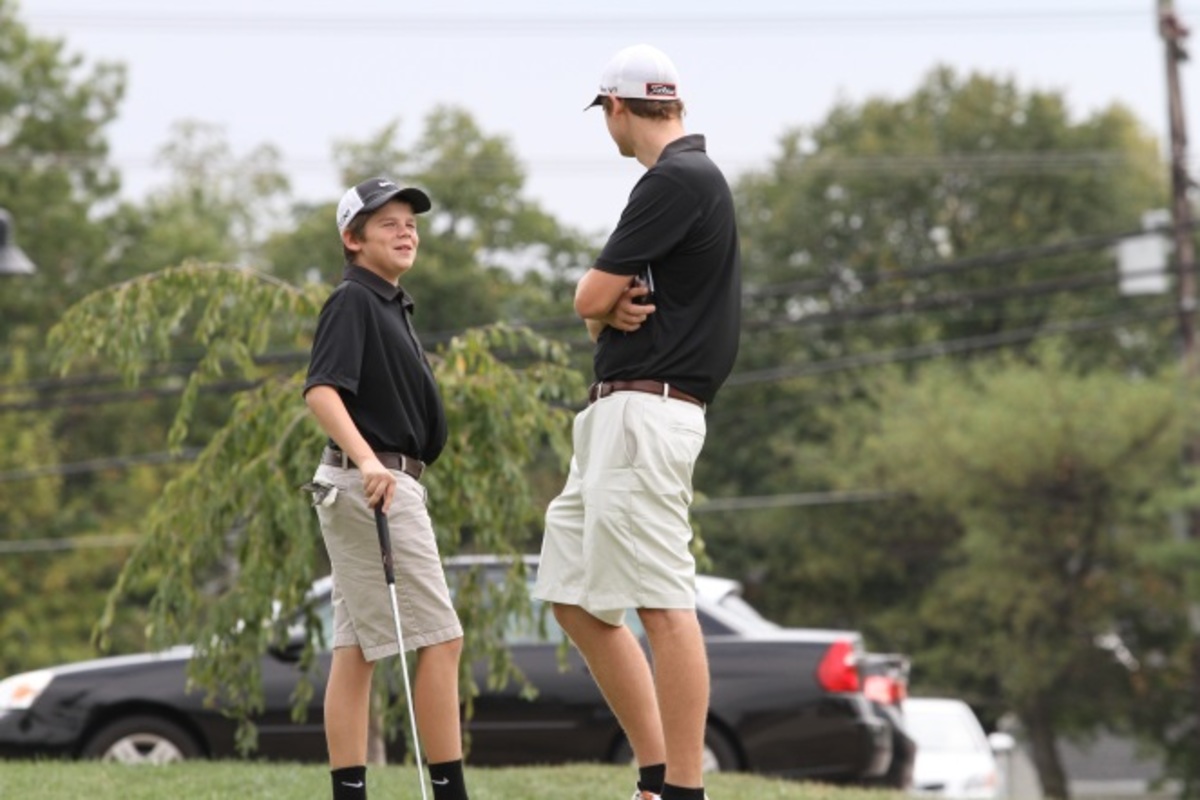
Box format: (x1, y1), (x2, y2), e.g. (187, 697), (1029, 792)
(584, 95), (604, 111)
(364, 187), (432, 216)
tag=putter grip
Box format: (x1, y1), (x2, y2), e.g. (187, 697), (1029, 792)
(373, 506), (396, 585)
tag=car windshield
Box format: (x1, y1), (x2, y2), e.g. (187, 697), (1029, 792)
(714, 593), (779, 632)
(303, 569), (651, 648)
(904, 704), (986, 754)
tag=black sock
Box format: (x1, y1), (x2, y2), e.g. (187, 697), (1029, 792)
(661, 784), (705, 800)
(428, 758), (469, 800)
(638, 763), (666, 794)
(331, 765), (367, 800)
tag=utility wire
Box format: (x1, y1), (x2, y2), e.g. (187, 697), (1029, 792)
(22, 9), (1169, 36)
(692, 490), (903, 513)
(0, 280), (1148, 411)
(743, 224), (1179, 299)
(0, 533), (141, 554)
(0, 306), (1175, 478)
(725, 306), (1175, 386)
(2, 224), (1173, 399)
(0, 265), (1170, 409)
(0, 150), (1170, 177)
(745, 264), (1169, 331)
(0, 489), (902, 551)
(0, 448), (200, 483)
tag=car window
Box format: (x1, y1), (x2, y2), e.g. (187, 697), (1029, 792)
(904, 703), (987, 754)
(505, 597), (566, 645)
(713, 594), (777, 632)
(303, 570), (668, 649)
(496, 585), (647, 644)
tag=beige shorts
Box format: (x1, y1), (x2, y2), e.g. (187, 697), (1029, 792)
(312, 462), (463, 661)
(532, 390), (706, 626)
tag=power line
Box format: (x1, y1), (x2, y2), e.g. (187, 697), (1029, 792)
(0, 149), (1171, 178)
(1, 262), (1168, 407)
(745, 264), (1169, 332)
(692, 490), (902, 513)
(22, 9), (1169, 36)
(0, 308), (1175, 475)
(725, 306), (1176, 386)
(0, 448), (200, 483)
(0, 379), (260, 413)
(0, 225), (1174, 406)
(744, 224), (1176, 299)
(0, 489), (902, 553)
(0, 533), (140, 554)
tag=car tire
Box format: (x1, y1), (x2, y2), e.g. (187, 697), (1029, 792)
(81, 714), (203, 764)
(612, 724), (740, 773)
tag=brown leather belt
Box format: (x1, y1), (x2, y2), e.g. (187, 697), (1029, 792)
(588, 380), (704, 408)
(321, 447), (425, 481)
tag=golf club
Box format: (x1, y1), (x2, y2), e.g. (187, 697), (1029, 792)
(373, 504), (429, 800)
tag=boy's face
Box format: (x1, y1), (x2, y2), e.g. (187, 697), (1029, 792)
(343, 199), (420, 283)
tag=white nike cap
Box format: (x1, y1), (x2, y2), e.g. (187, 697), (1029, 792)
(585, 43), (682, 110)
(336, 176), (432, 234)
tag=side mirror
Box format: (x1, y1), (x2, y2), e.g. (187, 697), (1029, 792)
(270, 625), (309, 663)
(988, 731), (1015, 753)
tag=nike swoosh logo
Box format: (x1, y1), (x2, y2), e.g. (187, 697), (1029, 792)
(341, 781), (365, 788)
(431, 777), (450, 785)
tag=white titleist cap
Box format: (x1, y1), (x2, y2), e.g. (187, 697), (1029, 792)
(585, 43), (682, 110)
(336, 176), (431, 234)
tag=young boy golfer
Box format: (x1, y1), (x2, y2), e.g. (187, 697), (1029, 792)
(304, 177), (470, 800)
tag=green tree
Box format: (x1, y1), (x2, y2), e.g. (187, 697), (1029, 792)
(700, 65), (1174, 633)
(0, 0), (125, 341)
(823, 352), (1196, 798)
(262, 110), (593, 332)
(0, 0), (167, 674)
(48, 264), (584, 751)
(107, 119), (290, 276)
(734, 66), (1166, 366)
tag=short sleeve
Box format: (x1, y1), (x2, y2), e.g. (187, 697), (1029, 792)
(303, 287), (365, 397)
(595, 172), (700, 276)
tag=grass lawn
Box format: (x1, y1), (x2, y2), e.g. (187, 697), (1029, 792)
(0, 761), (901, 799)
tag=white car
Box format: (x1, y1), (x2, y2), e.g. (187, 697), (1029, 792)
(905, 697), (1015, 799)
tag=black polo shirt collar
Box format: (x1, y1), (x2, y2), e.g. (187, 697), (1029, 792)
(656, 134), (707, 164)
(343, 263), (415, 312)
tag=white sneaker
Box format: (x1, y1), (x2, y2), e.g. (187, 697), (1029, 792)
(631, 790), (661, 800)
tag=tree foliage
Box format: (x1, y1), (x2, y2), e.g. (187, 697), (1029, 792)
(106, 120), (291, 277)
(49, 263), (584, 751)
(703, 66), (1174, 619)
(825, 351), (1197, 798)
(262, 110), (592, 332)
(695, 66), (1192, 797)
(0, 0), (126, 340)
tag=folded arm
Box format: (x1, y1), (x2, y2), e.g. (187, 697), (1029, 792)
(574, 268), (655, 342)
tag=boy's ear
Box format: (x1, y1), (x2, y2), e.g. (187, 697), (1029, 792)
(341, 228), (361, 253)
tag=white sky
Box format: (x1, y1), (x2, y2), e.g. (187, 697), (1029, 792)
(16, 0), (1200, 237)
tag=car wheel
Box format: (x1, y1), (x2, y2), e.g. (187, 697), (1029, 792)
(81, 715), (203, 764)
(612, 725), (740, 773)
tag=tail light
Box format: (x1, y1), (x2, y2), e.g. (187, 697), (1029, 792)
(817, 639), (860, 693)
(863, 674), (907, 704)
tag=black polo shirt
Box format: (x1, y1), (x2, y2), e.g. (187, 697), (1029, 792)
(592, 134), (742, 405)
(303, 264), (447, 464)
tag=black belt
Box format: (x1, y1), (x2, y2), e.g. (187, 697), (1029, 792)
(588, 380), (705, 408)
(321, 447), (425, 481)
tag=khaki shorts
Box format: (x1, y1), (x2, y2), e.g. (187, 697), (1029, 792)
(312, 463), (462, 661)
(532, 391), (706, 626)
